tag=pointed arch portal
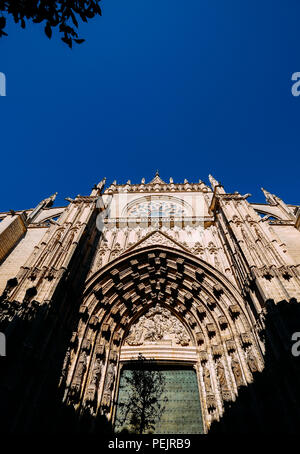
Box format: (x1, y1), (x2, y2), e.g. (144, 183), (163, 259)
(115, 304), (204, 434)
(61, 245), (264, 433)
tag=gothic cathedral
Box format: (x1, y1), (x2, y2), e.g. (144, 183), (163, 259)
(1, 173), (300, 433)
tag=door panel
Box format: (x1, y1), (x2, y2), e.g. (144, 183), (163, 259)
(115, 366), (204, 434)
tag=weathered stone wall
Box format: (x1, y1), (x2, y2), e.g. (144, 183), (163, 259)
(0, 227), (47, 293)
(0, 214), (26, 263)
(271, 224), (300, 264)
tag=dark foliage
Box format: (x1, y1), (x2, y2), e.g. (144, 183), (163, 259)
(0, 1), (102, 47)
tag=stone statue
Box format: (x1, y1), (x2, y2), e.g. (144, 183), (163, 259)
(86, 358), (102, 404)
(231, 355), (244, 388)
(91, 358), (102, 385)
(102, 363), (115, 409)
(75, 351), (87, 383)
(70, 351), (87, 399)
(216, 359), (230, 400)
(247, 349), (258, 373)
(104, 363), (115, 392)
(59, 348), (71, 384)
(203, 365), (212, 393)
(217, 360), (226, 388)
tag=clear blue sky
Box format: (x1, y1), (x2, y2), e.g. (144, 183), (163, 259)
(0, 0), (299, 211)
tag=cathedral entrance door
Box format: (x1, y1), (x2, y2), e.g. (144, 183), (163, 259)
(114, 365), (204, 434)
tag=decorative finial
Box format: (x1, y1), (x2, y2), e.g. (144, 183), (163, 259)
(96, 177), (106, 194)
(141, 178), (145, 184)
(44, 192), (58, 207)
(208, 174), (220, 189)
(169, 177), (173, 183)
(27, 192), (58, 223)
(261, 188), (277, 206)
(150, 172), (165, 184)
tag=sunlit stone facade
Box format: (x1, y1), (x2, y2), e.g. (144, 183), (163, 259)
(1, 173), (300, 433)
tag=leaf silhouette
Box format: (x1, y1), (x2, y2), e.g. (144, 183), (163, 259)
(0, 16), (6, 29)
(45, 22), (52, 39)
(0, 1), (102, 47)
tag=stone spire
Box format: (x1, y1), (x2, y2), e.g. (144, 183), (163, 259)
(27, 192), (58, 223)
(91, 178), (106, 196)
(96, 177), (106, 193)
(261, 188), (278, 206)
(261, 188), (295, 219)
(43, 192), (58, 208)
(209, 174), (221, 190)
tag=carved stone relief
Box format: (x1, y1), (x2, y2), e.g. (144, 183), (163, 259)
(191, 241), (204, 256)
(110, 242), (122, 260)
(124, 306), (192, 346)
(95, 246), (107, 268)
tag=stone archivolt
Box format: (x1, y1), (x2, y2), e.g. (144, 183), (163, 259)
(59, 246), (264, 430)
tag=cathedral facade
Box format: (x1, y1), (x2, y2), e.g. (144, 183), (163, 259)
(1, 173), (300, 433)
